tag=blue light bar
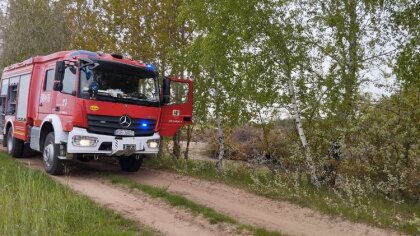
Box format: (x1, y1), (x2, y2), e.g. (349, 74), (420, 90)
(146, 64), (157, 72)
(70, 50), (98, 58)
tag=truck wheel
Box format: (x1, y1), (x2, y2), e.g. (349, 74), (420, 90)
(6, 127), (24, 158)
(42, 132), (65, 175)
(119, 156), (143, 172)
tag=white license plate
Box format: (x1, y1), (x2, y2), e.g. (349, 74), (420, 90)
(114, 129), (135, 136)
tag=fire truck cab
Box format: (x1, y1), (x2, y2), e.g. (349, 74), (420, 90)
(0, 50), (192, 175)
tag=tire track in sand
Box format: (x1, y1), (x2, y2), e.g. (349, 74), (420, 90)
(120, 168), (400, 236)
(16, 155), (401, 236)
(16, 158), (241, 236)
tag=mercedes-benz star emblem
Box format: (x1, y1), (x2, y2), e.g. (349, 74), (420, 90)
(119, 115), (132, 128)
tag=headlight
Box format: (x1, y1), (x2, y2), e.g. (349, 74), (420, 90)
(147, 139), (160, 149)
(72, 135), (98, 147)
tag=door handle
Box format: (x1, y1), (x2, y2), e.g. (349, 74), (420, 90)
(55, 106), (60, 112)
(39, 103), (43, 107)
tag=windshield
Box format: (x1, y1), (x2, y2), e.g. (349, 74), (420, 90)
(79, 60), (159, 106)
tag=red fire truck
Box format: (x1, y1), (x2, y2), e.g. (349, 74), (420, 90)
(0, 50), (192, 175)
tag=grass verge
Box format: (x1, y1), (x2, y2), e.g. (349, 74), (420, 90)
(0, 154), (155, 236)
(144, 155), (420, 235)
(105, 174), (283, 236)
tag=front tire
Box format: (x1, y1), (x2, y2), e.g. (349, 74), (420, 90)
(119, 156), (143, 172)
(42, 132), (65, 175)
(6, 127), (24, 158)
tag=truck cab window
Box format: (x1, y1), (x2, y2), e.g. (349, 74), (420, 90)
(62, 67), (76, 94)
(79, 61), (159, 106)
(169, 82), (189, 105)
(43, 69), (54, 91)
(138, 79), (157, 100)
(1, 79), (8, 96)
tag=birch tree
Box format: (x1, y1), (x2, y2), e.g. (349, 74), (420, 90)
(179, 0), (266, 167)
(392, 1), (419, 88)
(305, 0), (395, 128)
(251, 0), (323, 184)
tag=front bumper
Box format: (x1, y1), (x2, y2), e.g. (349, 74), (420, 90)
(67, 127), (160, 155)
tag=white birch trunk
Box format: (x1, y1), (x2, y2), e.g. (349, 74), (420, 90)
(216, 104), (225, 169)
(288, 77), (319, 185)
(211, 84), (225, 169)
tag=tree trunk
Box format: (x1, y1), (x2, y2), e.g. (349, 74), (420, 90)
(172, 130), (181, 159)
(342, 0), (359, 122)
(216, 108), (225, 169)
(287, 76), (319, 186)
(183, 125), (193, 160)
(158, 137), (165, 158)
(172, 64), (184, 159)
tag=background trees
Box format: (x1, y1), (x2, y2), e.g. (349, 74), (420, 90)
(392, 1), (419, 88)
(0, 0), (417, 200)
(0, 0), (70, 68)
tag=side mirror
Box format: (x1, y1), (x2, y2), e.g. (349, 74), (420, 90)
(69, 65), (76, 74)
(53, 61), (65, 91)
(55, 61), (65, 81)
(53, 81), (63, 91)
(162, 78), (171, 104)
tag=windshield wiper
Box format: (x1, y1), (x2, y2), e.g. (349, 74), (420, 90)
(114, 97), (144, 104)
(124, 96), (147, 101)
(93, 93), (117, 102)
(124, 96), (160, 103)
(116, 96), (159, 106)
(90, 93), (158, 106)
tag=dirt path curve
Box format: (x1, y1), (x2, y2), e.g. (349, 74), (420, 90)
(121, 168), (399, 236)
(16, 158), (239, 236)
(15, 155), (400, 236)
(75, 158), (401, 236)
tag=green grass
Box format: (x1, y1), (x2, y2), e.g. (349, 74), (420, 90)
(105, 174), (283, 236)
(0, 154), (155, 236)
(144, 155), (420, 235)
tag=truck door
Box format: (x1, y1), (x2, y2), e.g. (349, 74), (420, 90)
(0, 79), (9, 130)
(159, 78), (193, 137)
(13, 74), (31, 140)
(38, 68), (55, 114)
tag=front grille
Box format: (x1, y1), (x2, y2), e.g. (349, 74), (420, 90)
(87, 115), (156, 137)
(99, 142), (112, 151)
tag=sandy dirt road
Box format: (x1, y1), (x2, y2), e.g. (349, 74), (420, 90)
(15, 157), (241, 236)
(122, 169), (400, 236)
(15, 156), (399, 236)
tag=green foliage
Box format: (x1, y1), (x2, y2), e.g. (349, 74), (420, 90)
(64, 0), (118, 52)
(0, 0), (417, 233)
(0, 155), (153, 236)
(336, 88), (420, 200)
(199, 87), (419, 202)
(1, 0), (71, 68)
(392, 1), (420, 87)
(306, 0), (394, 125)
(179, 0), (272, 125)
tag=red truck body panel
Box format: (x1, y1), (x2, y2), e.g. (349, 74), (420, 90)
(1, 50), (192, 146)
